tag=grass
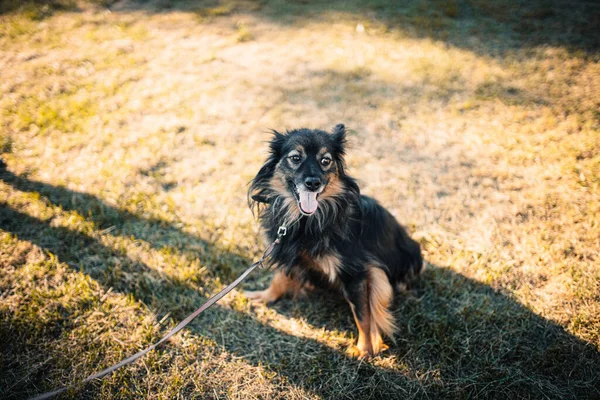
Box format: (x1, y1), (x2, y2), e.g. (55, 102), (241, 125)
(0, 0), (599, 399)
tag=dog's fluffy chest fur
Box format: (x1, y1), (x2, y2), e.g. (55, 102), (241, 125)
(263, 213), (357, 286)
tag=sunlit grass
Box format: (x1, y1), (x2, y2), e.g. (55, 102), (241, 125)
(1, 0), (599, 399)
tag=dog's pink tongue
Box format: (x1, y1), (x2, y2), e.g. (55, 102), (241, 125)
(299, 191), (318, 214)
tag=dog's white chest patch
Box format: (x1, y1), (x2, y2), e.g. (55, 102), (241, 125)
(315, 253), (341, 283)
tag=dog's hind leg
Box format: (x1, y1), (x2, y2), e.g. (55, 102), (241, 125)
(367, 266), (396, 352)
(244, 270), (303, 303)
(345, 266), (396, 358)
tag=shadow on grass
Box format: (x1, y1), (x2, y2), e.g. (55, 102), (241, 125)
(147, 0), (600, 55)
(3, 0), (599, 55)
(1, 168), (599, 399)
(9, 0), (596, 55)
(271, 267), (600, 398)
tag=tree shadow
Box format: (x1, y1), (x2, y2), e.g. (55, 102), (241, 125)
(0, 168), (252, 279)
(1, 168), (599, 399)
(4, 1), (598, 54)
(267, 264), (600, 398)
(0, 167), (256, 397)
(0, 169), (421, 399)
(110, 0), (600, 56)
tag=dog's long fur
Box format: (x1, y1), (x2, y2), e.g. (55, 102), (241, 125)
(246, 124), (423, 357)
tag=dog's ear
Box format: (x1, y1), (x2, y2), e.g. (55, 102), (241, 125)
(331, 124), (359, 196)
(248, 130), (285, 208)
(268, 129), (286, 158)
(249, 159), (276, 206)
(331, 123), (347, 156)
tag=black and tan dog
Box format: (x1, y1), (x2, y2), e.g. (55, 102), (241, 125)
(245, 124), (423, 357)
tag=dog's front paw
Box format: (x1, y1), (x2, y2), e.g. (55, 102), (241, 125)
(346, 345), (371, 359)
(244, 289), (276, 303)
(346, 341), (389, 359)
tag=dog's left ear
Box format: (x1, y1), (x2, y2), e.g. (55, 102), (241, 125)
(331, 123), (347, 155)
(249, 160), (276, 205)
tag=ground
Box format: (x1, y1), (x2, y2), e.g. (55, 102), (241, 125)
(0, 0), (599, 399)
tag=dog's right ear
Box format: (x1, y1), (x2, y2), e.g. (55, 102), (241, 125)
(248, 130), (285, 208)
(331, 123), (347, 156)
(249, 159), (277, 206)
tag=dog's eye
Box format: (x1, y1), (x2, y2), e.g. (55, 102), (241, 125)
(289, 155), (301, 164)
(321, 158), (332, 167)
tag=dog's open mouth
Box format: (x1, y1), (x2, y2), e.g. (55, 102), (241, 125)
(292, 184), (320, 216)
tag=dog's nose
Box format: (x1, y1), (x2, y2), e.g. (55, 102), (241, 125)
(304, 176), (322, 191)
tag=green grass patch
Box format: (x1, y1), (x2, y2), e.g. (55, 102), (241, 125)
(9, 91), (96, 135)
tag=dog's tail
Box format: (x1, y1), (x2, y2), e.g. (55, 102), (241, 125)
(397, 228), (424, 281)
(367, 266), (397, 352)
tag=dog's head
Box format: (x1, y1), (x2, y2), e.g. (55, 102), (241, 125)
(249, 124), (352, 218)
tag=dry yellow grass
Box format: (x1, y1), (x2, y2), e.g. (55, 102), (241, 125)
(1, 0), (599, 399)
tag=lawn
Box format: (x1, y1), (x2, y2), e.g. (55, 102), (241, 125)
(1, 0), (599, 399)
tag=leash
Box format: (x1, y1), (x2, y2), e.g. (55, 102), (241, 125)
(29, 226), (288, 400)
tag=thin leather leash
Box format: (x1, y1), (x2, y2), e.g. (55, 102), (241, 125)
(29, 225), (289, 400)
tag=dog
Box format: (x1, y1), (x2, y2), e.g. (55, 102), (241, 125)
(244, 124), (423, 358)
